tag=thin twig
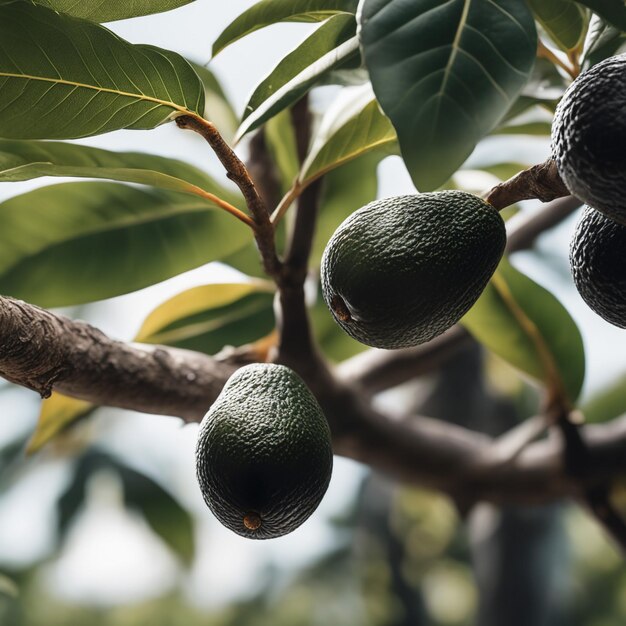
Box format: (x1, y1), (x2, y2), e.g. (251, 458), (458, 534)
(276, 96), (324, 361)
(188, 186), (255, 228)
(486, 158), (570, 211)
(478, 415), (548, 468)
(537, 40), (577, 79)
(271, 181), (303, 226)
(175, 114), (282, 278)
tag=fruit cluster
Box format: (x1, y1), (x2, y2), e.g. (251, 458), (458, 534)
(195, 54), (625, 541)
(553, 54), (626, 329)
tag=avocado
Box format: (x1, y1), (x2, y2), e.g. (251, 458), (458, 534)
(552, 53), (626, 224)
(195, 363), (333, 539)
(570, 206), (626, 328)
(320, 191), (506, 349)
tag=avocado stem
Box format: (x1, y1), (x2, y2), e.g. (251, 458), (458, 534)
(243, 512), (262, 531)
(331, 295), (352, 323)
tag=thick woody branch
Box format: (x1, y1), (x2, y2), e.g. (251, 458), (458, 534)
(0, 296), (235, 420)
(1, 295), (625, 509)
(338, 326), (473, 394)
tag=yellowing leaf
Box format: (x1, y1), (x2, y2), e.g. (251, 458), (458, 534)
(135, 281), (274, 342)
(27, 395), (94, 454)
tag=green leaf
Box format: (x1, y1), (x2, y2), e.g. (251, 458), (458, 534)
(301, 84), (397, 184)
(527, 0), (587, 51)
(235, 35), (360, 139)
(242, 14), (357, 122)
(136, 281), (276, 354)
(0, 140), (242, 206)
(27, 0), (196, 22)
(120, 465), (195, 565)
(264, 110), (300, 193)
(462, 258), (585, 404)
(212, 0), (359, 56)
(494, 120), (552, 136)
(0, 182), (251, 307)
(359, 0), (537, 191)
(57, 451), (195, 565)
(582, 14), (626, 66)
(31, 282), (274, 452)
(575, 0), (626, 31)
(582, 374), (626, 423)
(0, 573), (18, 598)
(0, 2), (204, 140)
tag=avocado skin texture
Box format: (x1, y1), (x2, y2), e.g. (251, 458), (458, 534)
(321, 191), (506, 349)
(552, 54), (626, 224)
(195, 363), (333, 539)
(571, 207), (626, 328)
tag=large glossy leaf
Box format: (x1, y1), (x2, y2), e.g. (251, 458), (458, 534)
(0, 182), (251, 307)
(57, 450), (195, 564)
(120, 464), (195, 565)
(359, 0), (537, 191)
(582, 14), (626, 66)
(28, 0), (196, 22)
(301, 84), (397, 184)
(135, 281), (276, 353)
(527, 0), (587, 51)
(462, 258), (585, 404)
(242, 14), (357, 123)
(235, 35), (360, 139)
(212, 0), (359, 55)
(0, 140), (242, 206)
(576, 0), (626, 31)
(0, 2), (204, 140)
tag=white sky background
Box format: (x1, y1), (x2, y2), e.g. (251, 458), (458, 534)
(0, 0), (625, 610)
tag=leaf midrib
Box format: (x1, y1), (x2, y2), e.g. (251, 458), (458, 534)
(0, 71), (196, 114)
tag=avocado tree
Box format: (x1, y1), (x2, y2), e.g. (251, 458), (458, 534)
(0, 0), (626, 618)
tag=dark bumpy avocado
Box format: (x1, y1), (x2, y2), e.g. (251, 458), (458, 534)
(320, 191), (506, 349)
(552, 54), (626, 224)
(195, 363), (333, 539)
(570, 207), (626, 328)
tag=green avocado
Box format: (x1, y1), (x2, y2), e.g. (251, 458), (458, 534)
(320, 191), (506, 349)
(570, 207), (626, 328)
(552, 53), (626, 224)
(195, 363), (333, 539)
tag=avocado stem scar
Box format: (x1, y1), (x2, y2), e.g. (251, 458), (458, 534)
(243, 512), (262, 531)
(331, 295), (352, 322)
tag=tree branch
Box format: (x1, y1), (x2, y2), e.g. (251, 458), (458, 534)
(0, 296), (236, 420)
(487, 158), (570, 211)
(175, 115), (282, 278)
(1, 294), (625, 509)
(338, 326), (473, 394)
